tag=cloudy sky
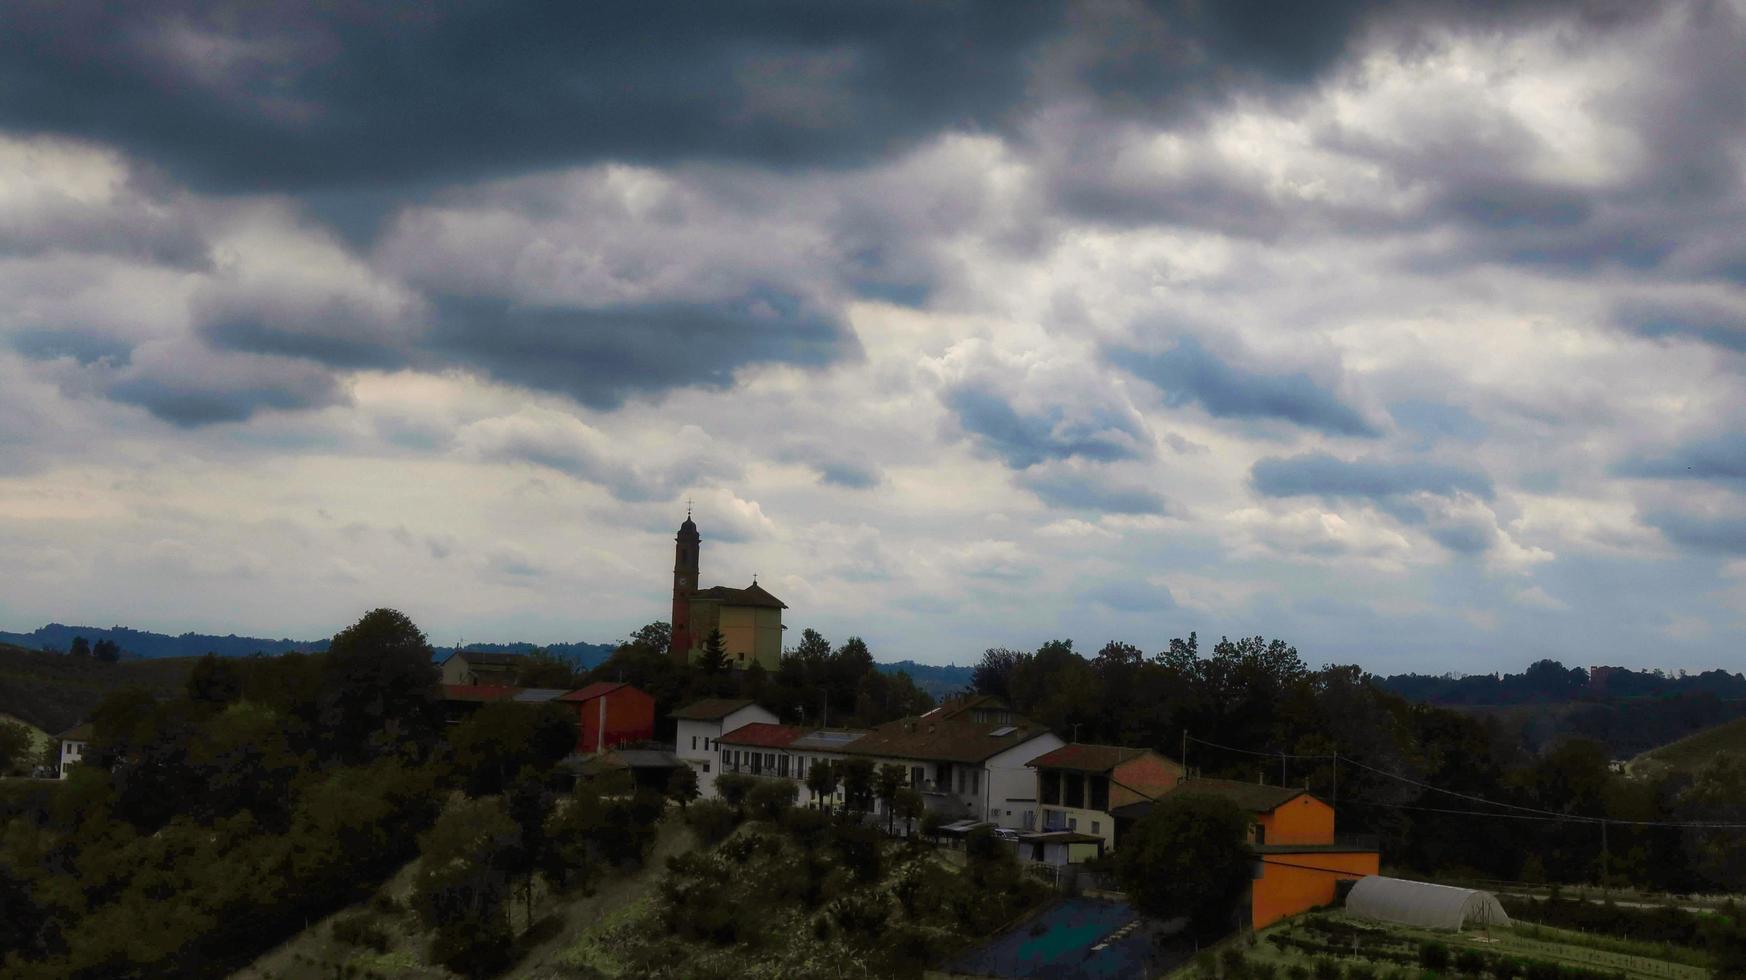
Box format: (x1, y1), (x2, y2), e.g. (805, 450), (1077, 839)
(3, 1), (1745, 672)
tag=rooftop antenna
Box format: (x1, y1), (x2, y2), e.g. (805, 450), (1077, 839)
(686, 496), (693, 520)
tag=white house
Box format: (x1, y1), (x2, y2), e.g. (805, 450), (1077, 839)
(834, 696), (1064, 831)
(671, 698), (778, 798)
(58, 722), (93, 779)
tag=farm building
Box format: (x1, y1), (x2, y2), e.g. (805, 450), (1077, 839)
(1345, 876), (1512, 932)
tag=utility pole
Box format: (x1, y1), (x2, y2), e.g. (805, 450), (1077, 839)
(1280, 753), (1287, 786)
(1332, 750), (1338, 807)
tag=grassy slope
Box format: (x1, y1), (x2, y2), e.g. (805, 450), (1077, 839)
(0, 643), (202, 733)
(229, 818), (695, 980)
(1634, 716), (1746, 773)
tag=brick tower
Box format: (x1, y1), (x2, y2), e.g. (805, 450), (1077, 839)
(669, 509), (700, 664)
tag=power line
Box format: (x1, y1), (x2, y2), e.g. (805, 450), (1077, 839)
(1185, 734), (1746, 830)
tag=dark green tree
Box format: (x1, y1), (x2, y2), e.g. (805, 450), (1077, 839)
(876, 763), (906, 834)
(697, 629), (731, 676)
(1116, 793), (1253, 938)
(517, 648), (580, 688)
(806, 759), (839, 811)
(187, 653), (243, 705)
(69, 635), (91, 658)
(413, 796), (520, 977)
(666, 765), (700, 809)
(840, 758), (875, 813)
(318, 608), (440, 763)
(449, 701), (578, 796)
(0, 719), (33, 775)
(92, 638), (120, 662)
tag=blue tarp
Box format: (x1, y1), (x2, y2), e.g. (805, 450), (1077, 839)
(946, 897), (1187, 980)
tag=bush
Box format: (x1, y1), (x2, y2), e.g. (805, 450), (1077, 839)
(745, 777), (798, 821)
(1344, 964), (1376, 980)
(331, 912), (390, 952)
(1250, 963), (1279, 980)
(1286, 965), (1310, 980)
(1454, 949), (1487, 975)
(1311, 958), (1342, 980)
(1418, 940), (1450, 972)
(716, 773), (756, 809)
(686, 798), (739, 846)
(1219, 946), (1249, 977)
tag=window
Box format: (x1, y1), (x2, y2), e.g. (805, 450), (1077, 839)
(703, 762), (711, 773)
(1023, 810), (1035, 830)
(1040, 771), (1061, 805)
(691, 736), (697, 750)
(796, 756), (807, 778)
(1089, 775), (1109, 811)
(1063, 773), (1085, 809)
(779, 755), (790, 777)
(969, 769), (980, 796)
(1068, 817), (1077, 830)
(1091, 821), (1101, 835)
(1254, 824), (1266, 845)
(910, 765), (924, 787)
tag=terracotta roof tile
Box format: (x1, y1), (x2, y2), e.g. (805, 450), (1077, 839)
(1028, 743), (1151, 773)
(837, 713), (1052, 764)
(560, 681), (627, 702)
(719, 723), (807, 748)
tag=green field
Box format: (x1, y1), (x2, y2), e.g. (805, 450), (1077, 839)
(1169, 911), (1708, 980)
(1634, 716), (1746, 774)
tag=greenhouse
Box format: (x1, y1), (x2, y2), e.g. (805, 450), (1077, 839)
(1345, 876), (1512, 932)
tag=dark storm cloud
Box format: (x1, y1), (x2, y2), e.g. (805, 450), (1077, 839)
(1251, 452), (1493, 504)
(1642, 508), (1746, 555)
(1616, 298), (1746, 353)
(10, 329), (134, 366)
(944, 382), (1152, 470)
(0, 2), (1063, 192)
(1117, 337), (1377, 437)
(1618, 434), (1746, 484)
(815, 461), (884, 490)
(105, 353), (346, 426)
(1018, 469), (1169, 515)
(430, 291), (855, 411)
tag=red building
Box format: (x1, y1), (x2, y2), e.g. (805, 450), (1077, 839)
(559, 682), (655, 754)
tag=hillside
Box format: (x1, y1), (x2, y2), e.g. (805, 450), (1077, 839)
(876, 659), (973, 701)
(0, 623), (328, 659)
(1634, 716), (1746, 773)
(0, 643), (203, 733)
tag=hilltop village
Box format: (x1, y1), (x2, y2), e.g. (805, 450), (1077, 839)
(9, 514), (1744, 979)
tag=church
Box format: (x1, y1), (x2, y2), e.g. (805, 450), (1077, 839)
(668, 511), (786, 670)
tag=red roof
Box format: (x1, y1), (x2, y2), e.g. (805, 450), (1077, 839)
(718, 722), (806, 748)
(442, 684), (522, 703)
(559, 682), (629, 702)
(1028, 743), (1155, 773)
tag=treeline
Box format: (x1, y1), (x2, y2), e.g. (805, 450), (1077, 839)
(1378, 659), (1746, 705)
(969, 635), (1746, 894)
(570, 623), (934, 740)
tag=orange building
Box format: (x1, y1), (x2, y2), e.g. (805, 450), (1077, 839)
(1113, 777), (1380, 929)
(559, 682), (655, 754)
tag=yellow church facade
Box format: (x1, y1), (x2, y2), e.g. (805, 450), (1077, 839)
(668, 513), (786, 671)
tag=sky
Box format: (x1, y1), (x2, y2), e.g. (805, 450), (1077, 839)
(3, 1), (1746, 673)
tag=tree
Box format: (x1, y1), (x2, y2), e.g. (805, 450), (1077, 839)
(318, 608), (440, 763)
(627, 621), (672, 654)
(449, 701), (578, 796)
(413, 796), (520, 977)
(1117, 793), (1253, 938)
(972, 647), (1028, 701)
(892, 788), (925, 838)
(876, 764), (907, 834)
(517, 648), (580, 688)
(806, 759), (839, 811)
(697, 629), (731, 675)
(92, 638), (120, 663)
(186, 653), (243, 705)
(667, 765), (700, 810)
(840, 758), (875, 813)
(0, 719), (33, 775)
(69, 635), (91, 659)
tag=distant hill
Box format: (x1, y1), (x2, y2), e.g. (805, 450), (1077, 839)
(0, 623), (328, 660)
(1377, 659), (1746, 758)
(876, 659), (973, 701)
(0, 643), (205, 734)
(1634, 717), (1746, 773)
(449, 640), (618, 669)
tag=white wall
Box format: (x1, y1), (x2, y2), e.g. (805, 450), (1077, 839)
(60, 739), (86, 779)
(677, 704), (778, 798)
(983, 732), (1065, 830)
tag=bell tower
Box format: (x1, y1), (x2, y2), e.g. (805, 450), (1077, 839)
(670, 506), (701, 663)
